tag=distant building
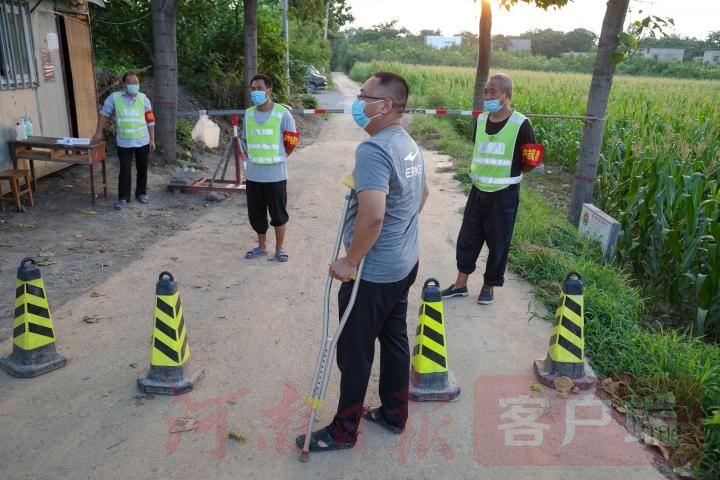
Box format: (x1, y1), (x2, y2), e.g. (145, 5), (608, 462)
(704, 49), (720, 65)
(642, 47), (685, 62)
(425, 36), (462, 49)
(562, 51), (590, 58)
(507, 38), (531, 54)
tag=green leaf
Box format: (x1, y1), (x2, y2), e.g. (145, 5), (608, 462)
(705, 410), (720, 426)
(696, 308), (708, 336)
(611, 51), (626, 66)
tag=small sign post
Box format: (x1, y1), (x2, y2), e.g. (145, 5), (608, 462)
(578, 203), (620, 263)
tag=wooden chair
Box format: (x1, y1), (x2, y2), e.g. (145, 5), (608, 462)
(0, 169), (34, 213)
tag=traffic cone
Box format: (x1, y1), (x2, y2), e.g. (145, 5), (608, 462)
(409, 279), (460, 402)
(0, 258), (67, 377)
(137, 272), (203, 395)
(534, 272), (597, 390)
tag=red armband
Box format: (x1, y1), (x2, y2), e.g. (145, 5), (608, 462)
(283, 131), (299, 154)
(145, 110), (155, 123)
(521, 143), (544, 171)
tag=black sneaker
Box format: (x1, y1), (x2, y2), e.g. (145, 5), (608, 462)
(441, 284), (469, 299)
(477, 286), (494, 305)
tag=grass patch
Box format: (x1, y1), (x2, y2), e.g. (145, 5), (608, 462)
(411, 115), (720, 479)
(176, 118), (194, 152)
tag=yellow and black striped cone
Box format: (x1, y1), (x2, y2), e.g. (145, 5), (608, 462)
(534, 272), (597, 390)
(137, 272), (203, 395)
(409, 279), (460, 402)
(0, 258), (67, 378)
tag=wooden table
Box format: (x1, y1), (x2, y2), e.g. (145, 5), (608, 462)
(9, 137), (107, 205)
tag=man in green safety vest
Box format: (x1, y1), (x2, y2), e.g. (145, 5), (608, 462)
(441, 73), (540, 305)
(92, 72), (156, 210)
(242, 73), (299, 262)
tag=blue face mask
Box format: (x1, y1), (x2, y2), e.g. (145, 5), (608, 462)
(251, 90), (267, 106)
(483, 99), (502, 113)
(126, 84), (140, 95)
(351, 98), (383, 129)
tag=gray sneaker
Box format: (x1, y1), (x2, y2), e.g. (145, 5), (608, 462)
(114, 199), (127, 210)
(441, 284), (469, 299)
(477, 286), (494, 305)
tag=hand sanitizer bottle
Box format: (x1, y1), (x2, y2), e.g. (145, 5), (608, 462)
(15, 122), (27, 140)
(22, 114), (33, 137)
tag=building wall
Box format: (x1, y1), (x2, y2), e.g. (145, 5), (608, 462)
(0, 1), (73, 176)
(643, 48), (684, 62)
(704, 50), (720, 65)
(425, 36), (461, 49)
(508, 39), (531, 54)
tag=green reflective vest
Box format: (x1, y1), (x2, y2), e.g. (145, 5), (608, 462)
(470, 111), (526, 192)
(245, 103), (286, 165)
(113, 92), (147, 139)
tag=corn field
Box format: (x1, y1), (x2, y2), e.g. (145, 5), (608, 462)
(349, 61), (720, 340)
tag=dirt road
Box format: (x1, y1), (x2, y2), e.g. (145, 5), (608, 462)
(0, 74), (666, 479)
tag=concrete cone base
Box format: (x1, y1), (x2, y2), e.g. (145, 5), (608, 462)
(137, 364), (204, 395)
(409, 368), (461, 402)
(534, 357), (598, 390)
(0, 345), (67, 378)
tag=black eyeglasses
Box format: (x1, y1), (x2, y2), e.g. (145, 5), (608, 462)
(356, 94), (386, 101)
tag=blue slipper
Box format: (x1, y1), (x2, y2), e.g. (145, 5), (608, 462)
(273, 249), (289, 262)
(245, 247), (268, 259)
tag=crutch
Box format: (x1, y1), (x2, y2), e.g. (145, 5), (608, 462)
(300, 175), (366, 462)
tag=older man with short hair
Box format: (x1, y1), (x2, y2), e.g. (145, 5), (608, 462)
(441, 73), (538, 305)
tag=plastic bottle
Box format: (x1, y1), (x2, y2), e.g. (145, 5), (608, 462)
(22, 114), (33, 137)
(191, 112), (220, 149)
(15, 122), (27, 140)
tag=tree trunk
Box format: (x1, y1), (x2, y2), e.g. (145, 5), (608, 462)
(473, 0), (492, 111)
(152, 0), (178, 164)
(243, 0), (258, 108)
(568, 0), (630, 223)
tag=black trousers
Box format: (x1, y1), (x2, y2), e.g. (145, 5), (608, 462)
(117, 145), (149, 201)
(330, 263), (419, 444)
(246, 180), (289, 235)
(456, 186), (520, 287)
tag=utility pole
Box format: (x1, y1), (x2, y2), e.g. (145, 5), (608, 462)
(281, 0), (290, 97)
(323, 0), (331, 40)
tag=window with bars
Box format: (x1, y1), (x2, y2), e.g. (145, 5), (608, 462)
(0, 0), (38, 90)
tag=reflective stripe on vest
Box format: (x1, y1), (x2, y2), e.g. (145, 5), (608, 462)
(470, 173), (523, 185)
(470, 111), (526, 192)
(114, 92), (147, 139)
(245, 104), (286, 165)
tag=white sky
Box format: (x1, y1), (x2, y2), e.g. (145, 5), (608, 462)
(346, 0), (717, 40)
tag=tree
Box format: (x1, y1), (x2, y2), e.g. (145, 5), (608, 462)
(473, 1), (570, 113)
(492, 33), (512, 51)
(325, 0), (354, 38)
(565, 28), (598, 52)
(568, 0), (629, 223)
(243, 0), (258, 108)
(528, 28), (568, 57)
(459, 30), (479, 46)
(473, 0), (492, 112)
(708, 30), (720, 48)
(152, 0), (178, 164)
(568, 5), (672, 223)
